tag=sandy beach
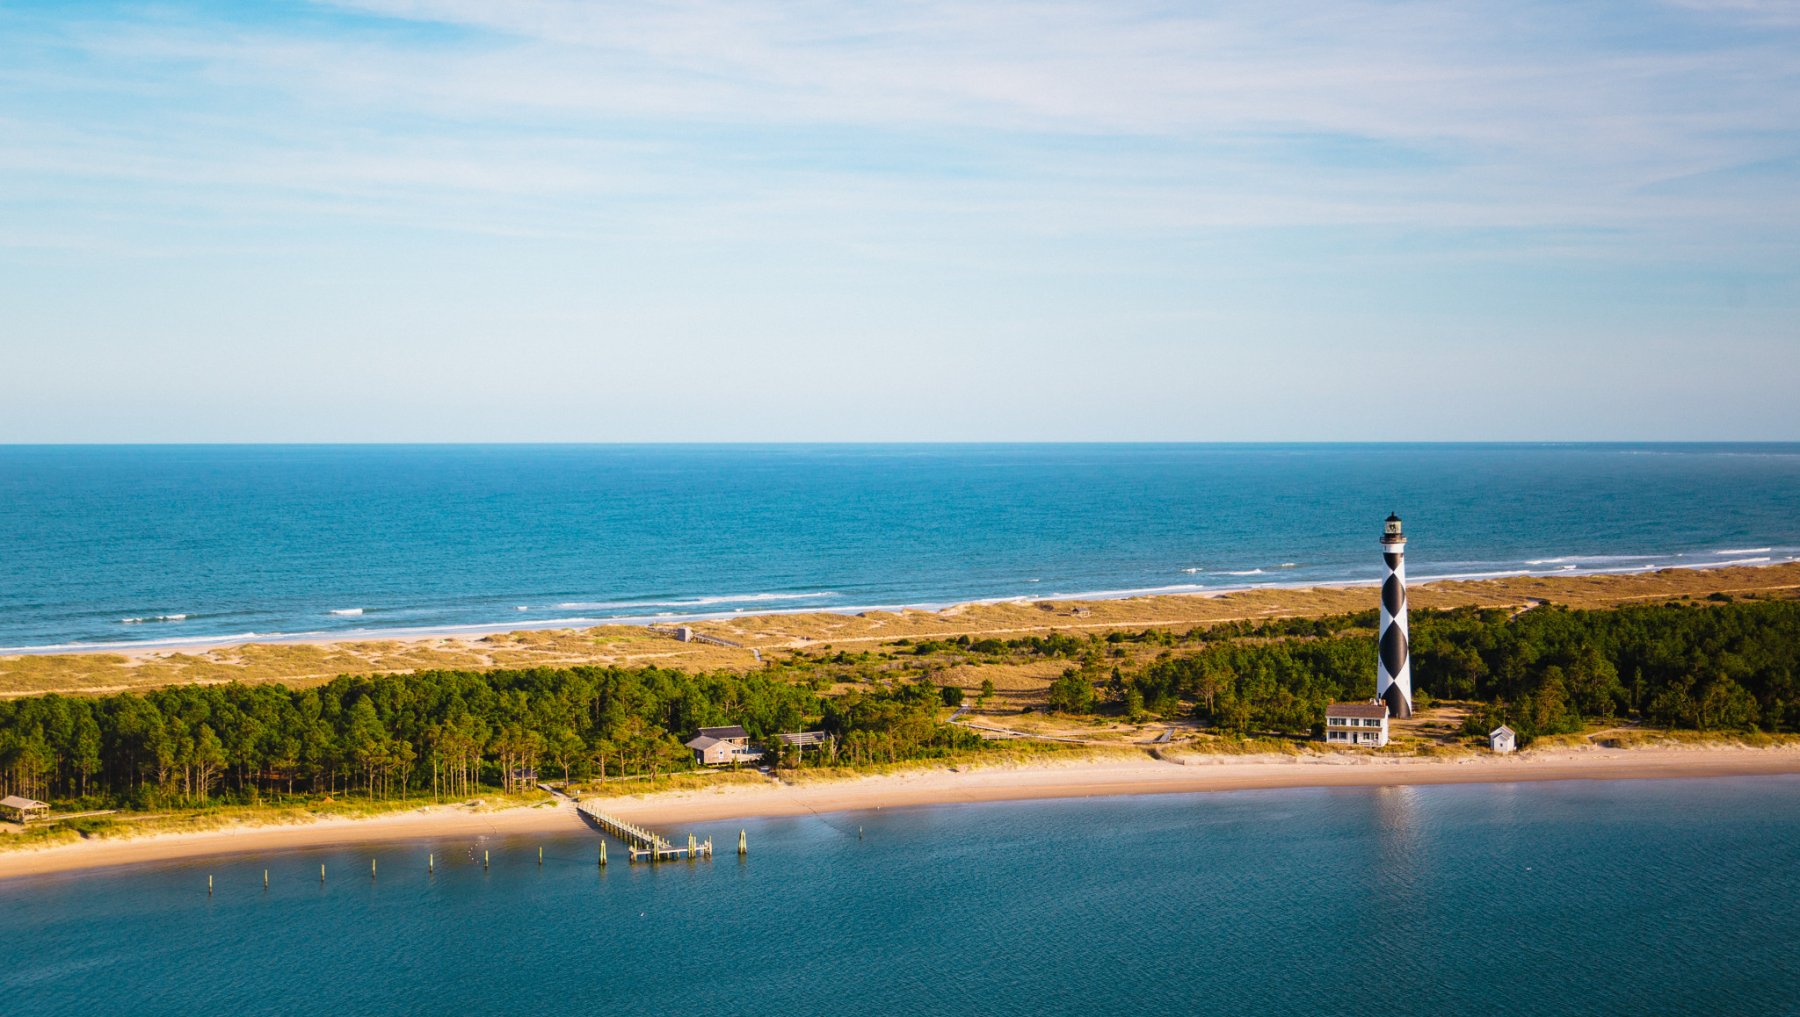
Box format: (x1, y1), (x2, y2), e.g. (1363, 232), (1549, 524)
(5, 745), (1797, 880)
(6, 560), (1798, 697)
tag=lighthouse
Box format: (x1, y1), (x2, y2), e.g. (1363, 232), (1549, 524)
(1377, 513), (1413, 719)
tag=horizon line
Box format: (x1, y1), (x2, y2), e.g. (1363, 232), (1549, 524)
(4, 439), (1800, 448)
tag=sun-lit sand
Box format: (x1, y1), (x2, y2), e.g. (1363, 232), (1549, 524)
(5, 744), (1796, 880)
(5, 561), (1797, 696)
(3, 561), (1797, 879)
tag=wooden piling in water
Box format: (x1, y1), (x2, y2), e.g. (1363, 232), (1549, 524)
(738, 829), (747, 856)
(600, 841), (607, 866)
(320, 863), (325, 883)
(263, 869), (269, 890)
(484, 849), (489, 870)
(429, 853), (434, 873)
(371, 858), (377, 879)
(208, 874), (213, 896)
(538, 845), (543, 866)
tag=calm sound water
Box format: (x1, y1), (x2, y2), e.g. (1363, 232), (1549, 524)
(3, 443), (1799, 650)
(2, 777), (1798, 1016)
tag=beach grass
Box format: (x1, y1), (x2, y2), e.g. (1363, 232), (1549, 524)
(5, 562), (1797, 698)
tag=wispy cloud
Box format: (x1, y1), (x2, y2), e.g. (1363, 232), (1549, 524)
(0, 0), (1796, 442)
(2, 0), (1794, 253)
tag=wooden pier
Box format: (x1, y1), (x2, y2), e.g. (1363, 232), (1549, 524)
(576, 800), (713, 863)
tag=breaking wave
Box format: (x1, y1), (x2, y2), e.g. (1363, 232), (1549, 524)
(7, 631), (262, 654)
(555, 592), (838, 611)
(1524, 554), (1662, 566)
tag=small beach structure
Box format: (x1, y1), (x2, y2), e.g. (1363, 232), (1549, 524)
(774, 731), (831, 755)
(0, 795), (49, 824)
(649, 623), (749, 651)
(1489, 725), (1517, 753)
(686, 725), (764, 766)
(1324, 701), (1390, 747)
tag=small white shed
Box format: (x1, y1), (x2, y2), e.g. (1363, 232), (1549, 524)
(1489, 725), (1517, 753)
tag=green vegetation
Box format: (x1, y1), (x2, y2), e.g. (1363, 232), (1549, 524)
(1050, 600), (1800, 743)
(0, 666), (976, 810)
(2, 598), (1795, 815)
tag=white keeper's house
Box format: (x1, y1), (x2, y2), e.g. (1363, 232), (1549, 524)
(1324, 701), (1390, 747)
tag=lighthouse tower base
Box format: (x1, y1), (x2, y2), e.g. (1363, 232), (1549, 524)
(1382, 682), (1412, 720)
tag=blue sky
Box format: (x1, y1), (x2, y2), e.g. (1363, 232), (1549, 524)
(2, 0), (1797, 441)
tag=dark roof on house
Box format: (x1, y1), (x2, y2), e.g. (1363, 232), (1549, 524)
(1386, 512), (1401, 522)
(775, 731), (829, 746)
(696, 725), (750, 740)
(1326, 702), (1389, 719)
(685, 735), (724, 750)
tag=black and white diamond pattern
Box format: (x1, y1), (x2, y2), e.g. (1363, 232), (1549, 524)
(1377, 540), (1414, 719)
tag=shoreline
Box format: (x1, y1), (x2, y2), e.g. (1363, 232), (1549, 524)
(5, 745), (1797, 881)
(5, 561), (1799, 699)
(7, 554), (1797, 659)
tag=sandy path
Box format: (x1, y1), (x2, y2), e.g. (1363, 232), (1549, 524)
(5, 746), (1797, 880)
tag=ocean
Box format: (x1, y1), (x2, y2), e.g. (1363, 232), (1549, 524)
(3, 777), (1797, 1016)
(2, 443), (1799, 652)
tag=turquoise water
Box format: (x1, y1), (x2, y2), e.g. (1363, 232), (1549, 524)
(3, 443), (1799, 651)
(3, 777), (1797, 1016)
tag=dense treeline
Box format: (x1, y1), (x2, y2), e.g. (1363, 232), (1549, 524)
(0, 666), (975, 807)
(1095, 600), (1800, 740)
(4, 599), (1794, 807)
